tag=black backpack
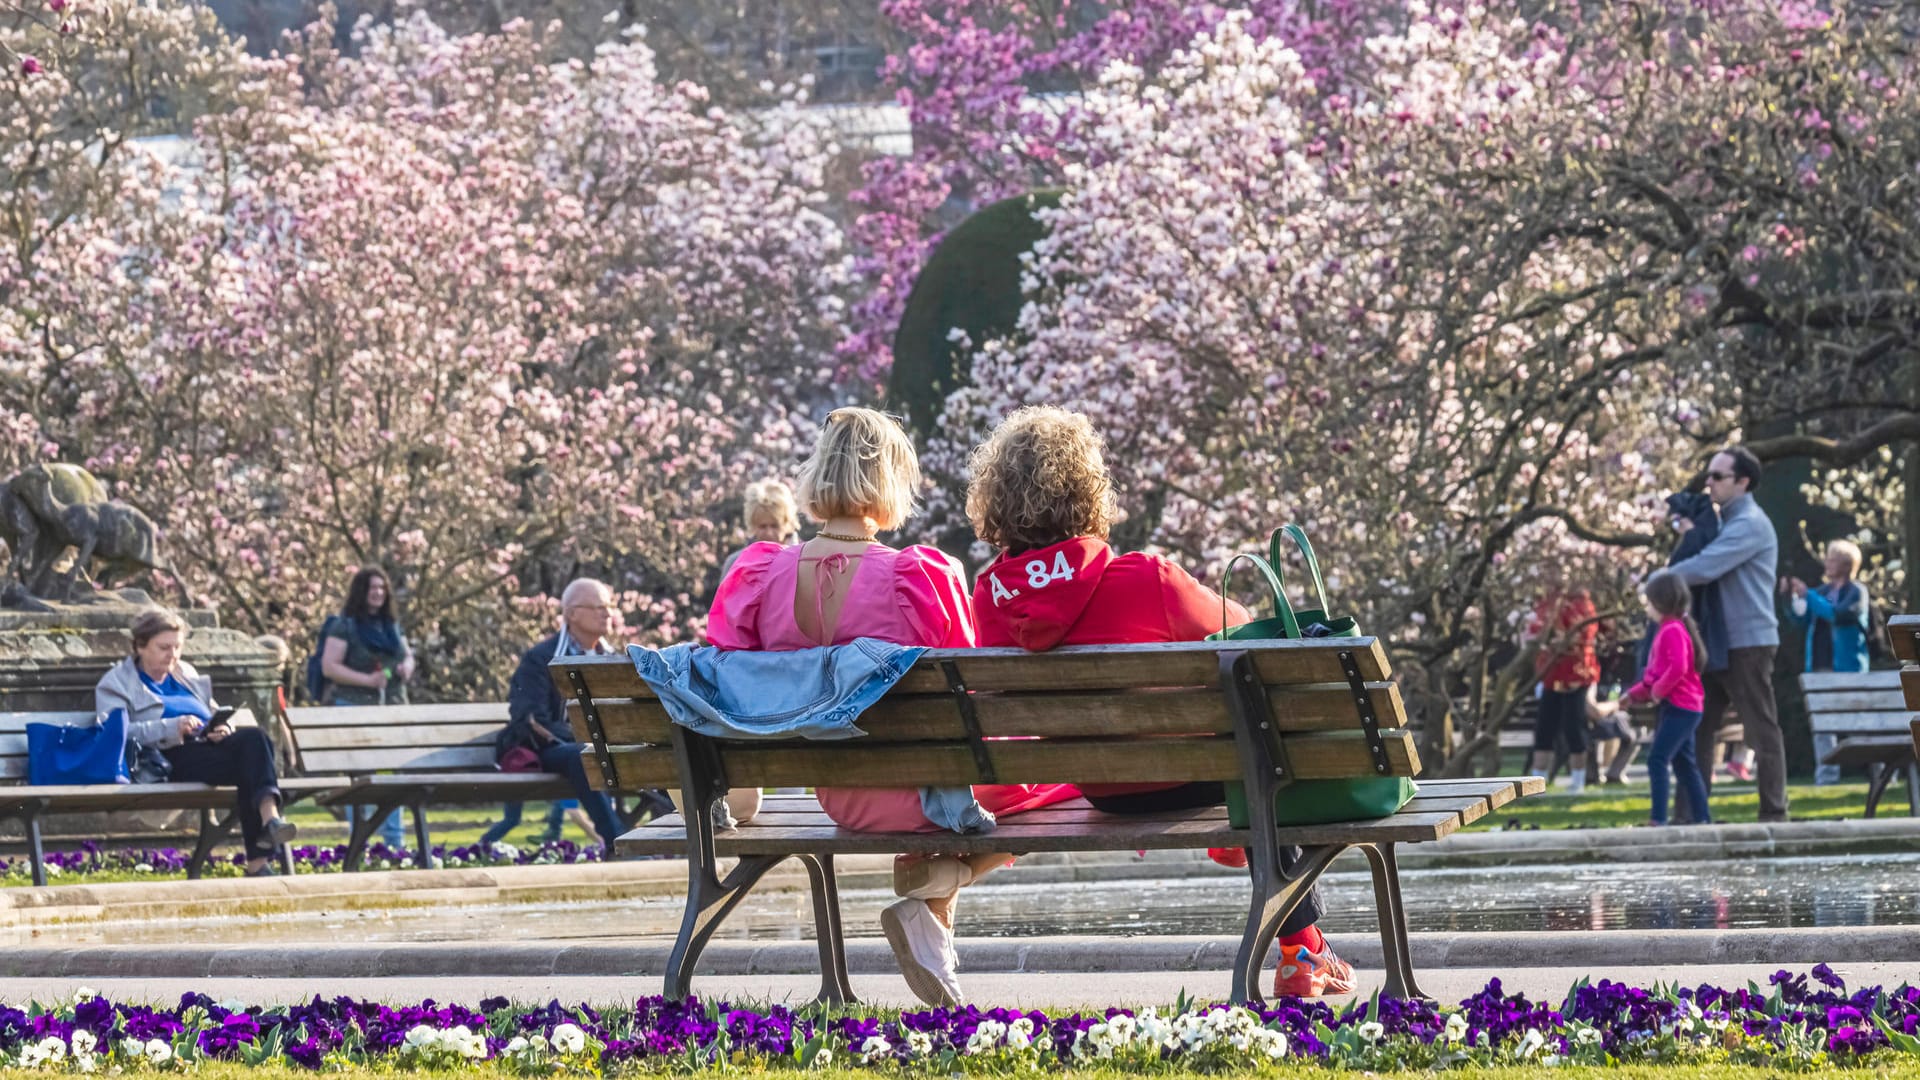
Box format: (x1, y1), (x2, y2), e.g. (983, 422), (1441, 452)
(304, 615), (340, 703)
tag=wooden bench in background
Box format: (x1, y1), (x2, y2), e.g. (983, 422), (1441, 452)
(283, 702), (578, 869)
(0, 708), (334, 884)
(1801, 668), (1916, 818)
(557, 638), (1542, 1006)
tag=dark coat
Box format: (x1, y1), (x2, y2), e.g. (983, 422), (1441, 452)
(496, 632), (573, 760)
(1664, 492), (1730, 674)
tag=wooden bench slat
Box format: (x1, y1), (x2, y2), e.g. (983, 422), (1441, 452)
(1822, 736), (1916, 767)
(291, 723), (504, 751)
(1802, 690), (1906, 712)
(1801, 670), (1903, 691)
(603, 730), (1417, 790)
(284, 703), (509, 727)
(299, 747), (499, 773)
(580, 683), (1406, 746)
(566, 639), (1393, 701)
(0, 712), (96, 734)
(1808, 711), (1916, 734)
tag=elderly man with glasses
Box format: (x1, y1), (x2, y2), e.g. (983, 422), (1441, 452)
(482, 578), (672, 852)
(1667, 446), (1789, 822)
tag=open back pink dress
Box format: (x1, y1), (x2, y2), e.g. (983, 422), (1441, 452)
(708, 540), (1077, 831)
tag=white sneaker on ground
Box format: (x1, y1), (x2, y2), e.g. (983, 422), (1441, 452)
(880, 898), (963, 1007)
(1562, 771), (1586, 794)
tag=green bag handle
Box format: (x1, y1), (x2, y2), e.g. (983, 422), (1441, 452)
(1221, 552), (1301, 639)
(1269, 524), (1335, 615)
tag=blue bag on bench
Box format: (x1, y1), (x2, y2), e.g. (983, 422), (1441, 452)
(1210, 526), (1415, 826)
(26, 709), (132, 786)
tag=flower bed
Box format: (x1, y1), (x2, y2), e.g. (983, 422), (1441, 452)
(0, 968), (1914, 1072)
(0, 839), (600, 882)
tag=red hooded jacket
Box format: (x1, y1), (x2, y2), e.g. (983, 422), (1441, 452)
(972, 536), (1250, 797)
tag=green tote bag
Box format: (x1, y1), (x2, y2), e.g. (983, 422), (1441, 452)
(1208, 525), (1414, 826)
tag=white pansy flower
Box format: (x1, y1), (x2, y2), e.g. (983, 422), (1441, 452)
(812, 1046), (832, 1068)
(858, 1035), (891, 1062)
(1517, 1028), (1546, 1059)
(145, 1039), (173, 1064)
(403, 1024), (439, 1049)
(1444, 1013), (1469, 1043)
(117, 1038), (144, 1061)
(503, 1036), (530, 1054)
(73, 988), (97, 1003)
(550, 1022), (586, 1055)
(904, 1030), (932, 1056)
(70, 1030), (97, 1055)
(1574, 1027), (1602, 1045)
(1357, 1021), (1385, 1041)
(37, 1036), (67, 1062)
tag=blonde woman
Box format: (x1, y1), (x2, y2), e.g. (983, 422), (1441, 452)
(706, 406), (1071, 1007)
(720, 478), (801, 581)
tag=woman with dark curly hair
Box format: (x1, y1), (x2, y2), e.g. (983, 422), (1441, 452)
(965, 405), (1356, 999)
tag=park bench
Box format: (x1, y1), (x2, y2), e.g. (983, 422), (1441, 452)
(282, 702), (581, 870)
(555, 638), (1543, 1006)
(0, 708), (335, 885)
(1800, 668), (1916, 818)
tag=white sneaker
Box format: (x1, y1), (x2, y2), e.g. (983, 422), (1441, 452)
(1562, 771), (1587, 794)
(880, 898), (963, 1007)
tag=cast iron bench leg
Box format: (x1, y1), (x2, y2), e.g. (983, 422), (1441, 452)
(187, 809), (237, 880)
(1865, 762), (1898, 819)
(1231, 842), (1343, 1007)
(1361, 842), (1426, 999)
(410, 800), (432, 868)
(343, 797), (406, 871)
(666, 853), (783, 1000)
(22, 811), (46, 888)
(800, 853), (856, 1004)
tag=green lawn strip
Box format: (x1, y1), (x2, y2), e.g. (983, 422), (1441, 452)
(1463, 783), (1876, 831)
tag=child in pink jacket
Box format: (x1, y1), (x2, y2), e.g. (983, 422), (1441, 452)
(1622, 570), (1711, 826)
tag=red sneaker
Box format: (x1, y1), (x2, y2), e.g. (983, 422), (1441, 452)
(1272, 941), (1358, 998)
(1725, 761), (1754, 781)
(1207, 847), (1249, 869)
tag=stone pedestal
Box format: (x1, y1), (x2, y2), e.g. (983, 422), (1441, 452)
(0, 594), (283, 842)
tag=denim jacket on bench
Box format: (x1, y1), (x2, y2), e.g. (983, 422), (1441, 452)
(628, 639), (993, 834)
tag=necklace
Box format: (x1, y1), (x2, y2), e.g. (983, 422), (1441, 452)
(817, 529), (878, 543)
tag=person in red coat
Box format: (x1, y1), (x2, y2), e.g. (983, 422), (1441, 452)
(1523, 589), (1601, 791)
(964, 405), (1356, 999)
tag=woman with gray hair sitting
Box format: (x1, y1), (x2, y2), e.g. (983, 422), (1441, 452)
(97, 609), (296, 876)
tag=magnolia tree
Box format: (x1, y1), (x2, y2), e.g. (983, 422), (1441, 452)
(845, 0), (1395, 383)
(7, 8), (850, 697)
(910, 0), (1920, 773)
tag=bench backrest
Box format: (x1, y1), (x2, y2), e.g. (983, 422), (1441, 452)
(284, 703), (510, 775)
(555, 639), (1418, 794)
(0, 711), (99, 784)
(1799, 670), (1907, 736)
(1, 707), (269, 786)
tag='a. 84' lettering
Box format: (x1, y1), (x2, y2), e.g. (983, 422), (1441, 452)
(988, 551), (1075, 606)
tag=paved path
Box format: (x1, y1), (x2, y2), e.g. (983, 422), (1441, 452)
(0, 963), (1911, 1011)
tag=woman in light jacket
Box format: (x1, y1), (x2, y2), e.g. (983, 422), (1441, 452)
(97, 609), (296, 876)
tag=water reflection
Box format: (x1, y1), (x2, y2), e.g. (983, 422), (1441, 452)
(9, 853), (1917, 947)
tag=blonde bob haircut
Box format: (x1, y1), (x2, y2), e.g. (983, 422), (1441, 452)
(966, 406), (1120, 554)
(741, 478), (800, 535)
(796, 407), (920, 530)
(1828, 539), (1864, 578)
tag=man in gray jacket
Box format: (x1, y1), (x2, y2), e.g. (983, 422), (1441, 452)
(1669, 446), (1788, 821)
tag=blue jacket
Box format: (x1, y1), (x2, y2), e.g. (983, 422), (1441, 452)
(498, 632), (578, 757)
(1795, 580), (1870, 673)
(629, 639), (994, 834)
(1669, 493), (1780, 650)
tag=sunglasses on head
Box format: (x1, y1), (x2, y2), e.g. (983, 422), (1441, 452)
(1705, 471), (1736, 482)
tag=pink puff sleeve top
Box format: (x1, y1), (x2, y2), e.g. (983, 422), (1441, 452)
(706, 541), (976, 832)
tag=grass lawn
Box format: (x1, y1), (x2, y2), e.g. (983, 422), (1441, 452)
(1463, 780), (1879, 831)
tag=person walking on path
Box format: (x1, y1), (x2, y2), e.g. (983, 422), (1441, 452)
(1621, 571), (1711, 827)
(1522, 589), (1600, 793)
(1784, 539), (1871, 785)
(1666, 446), (1788, 822)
